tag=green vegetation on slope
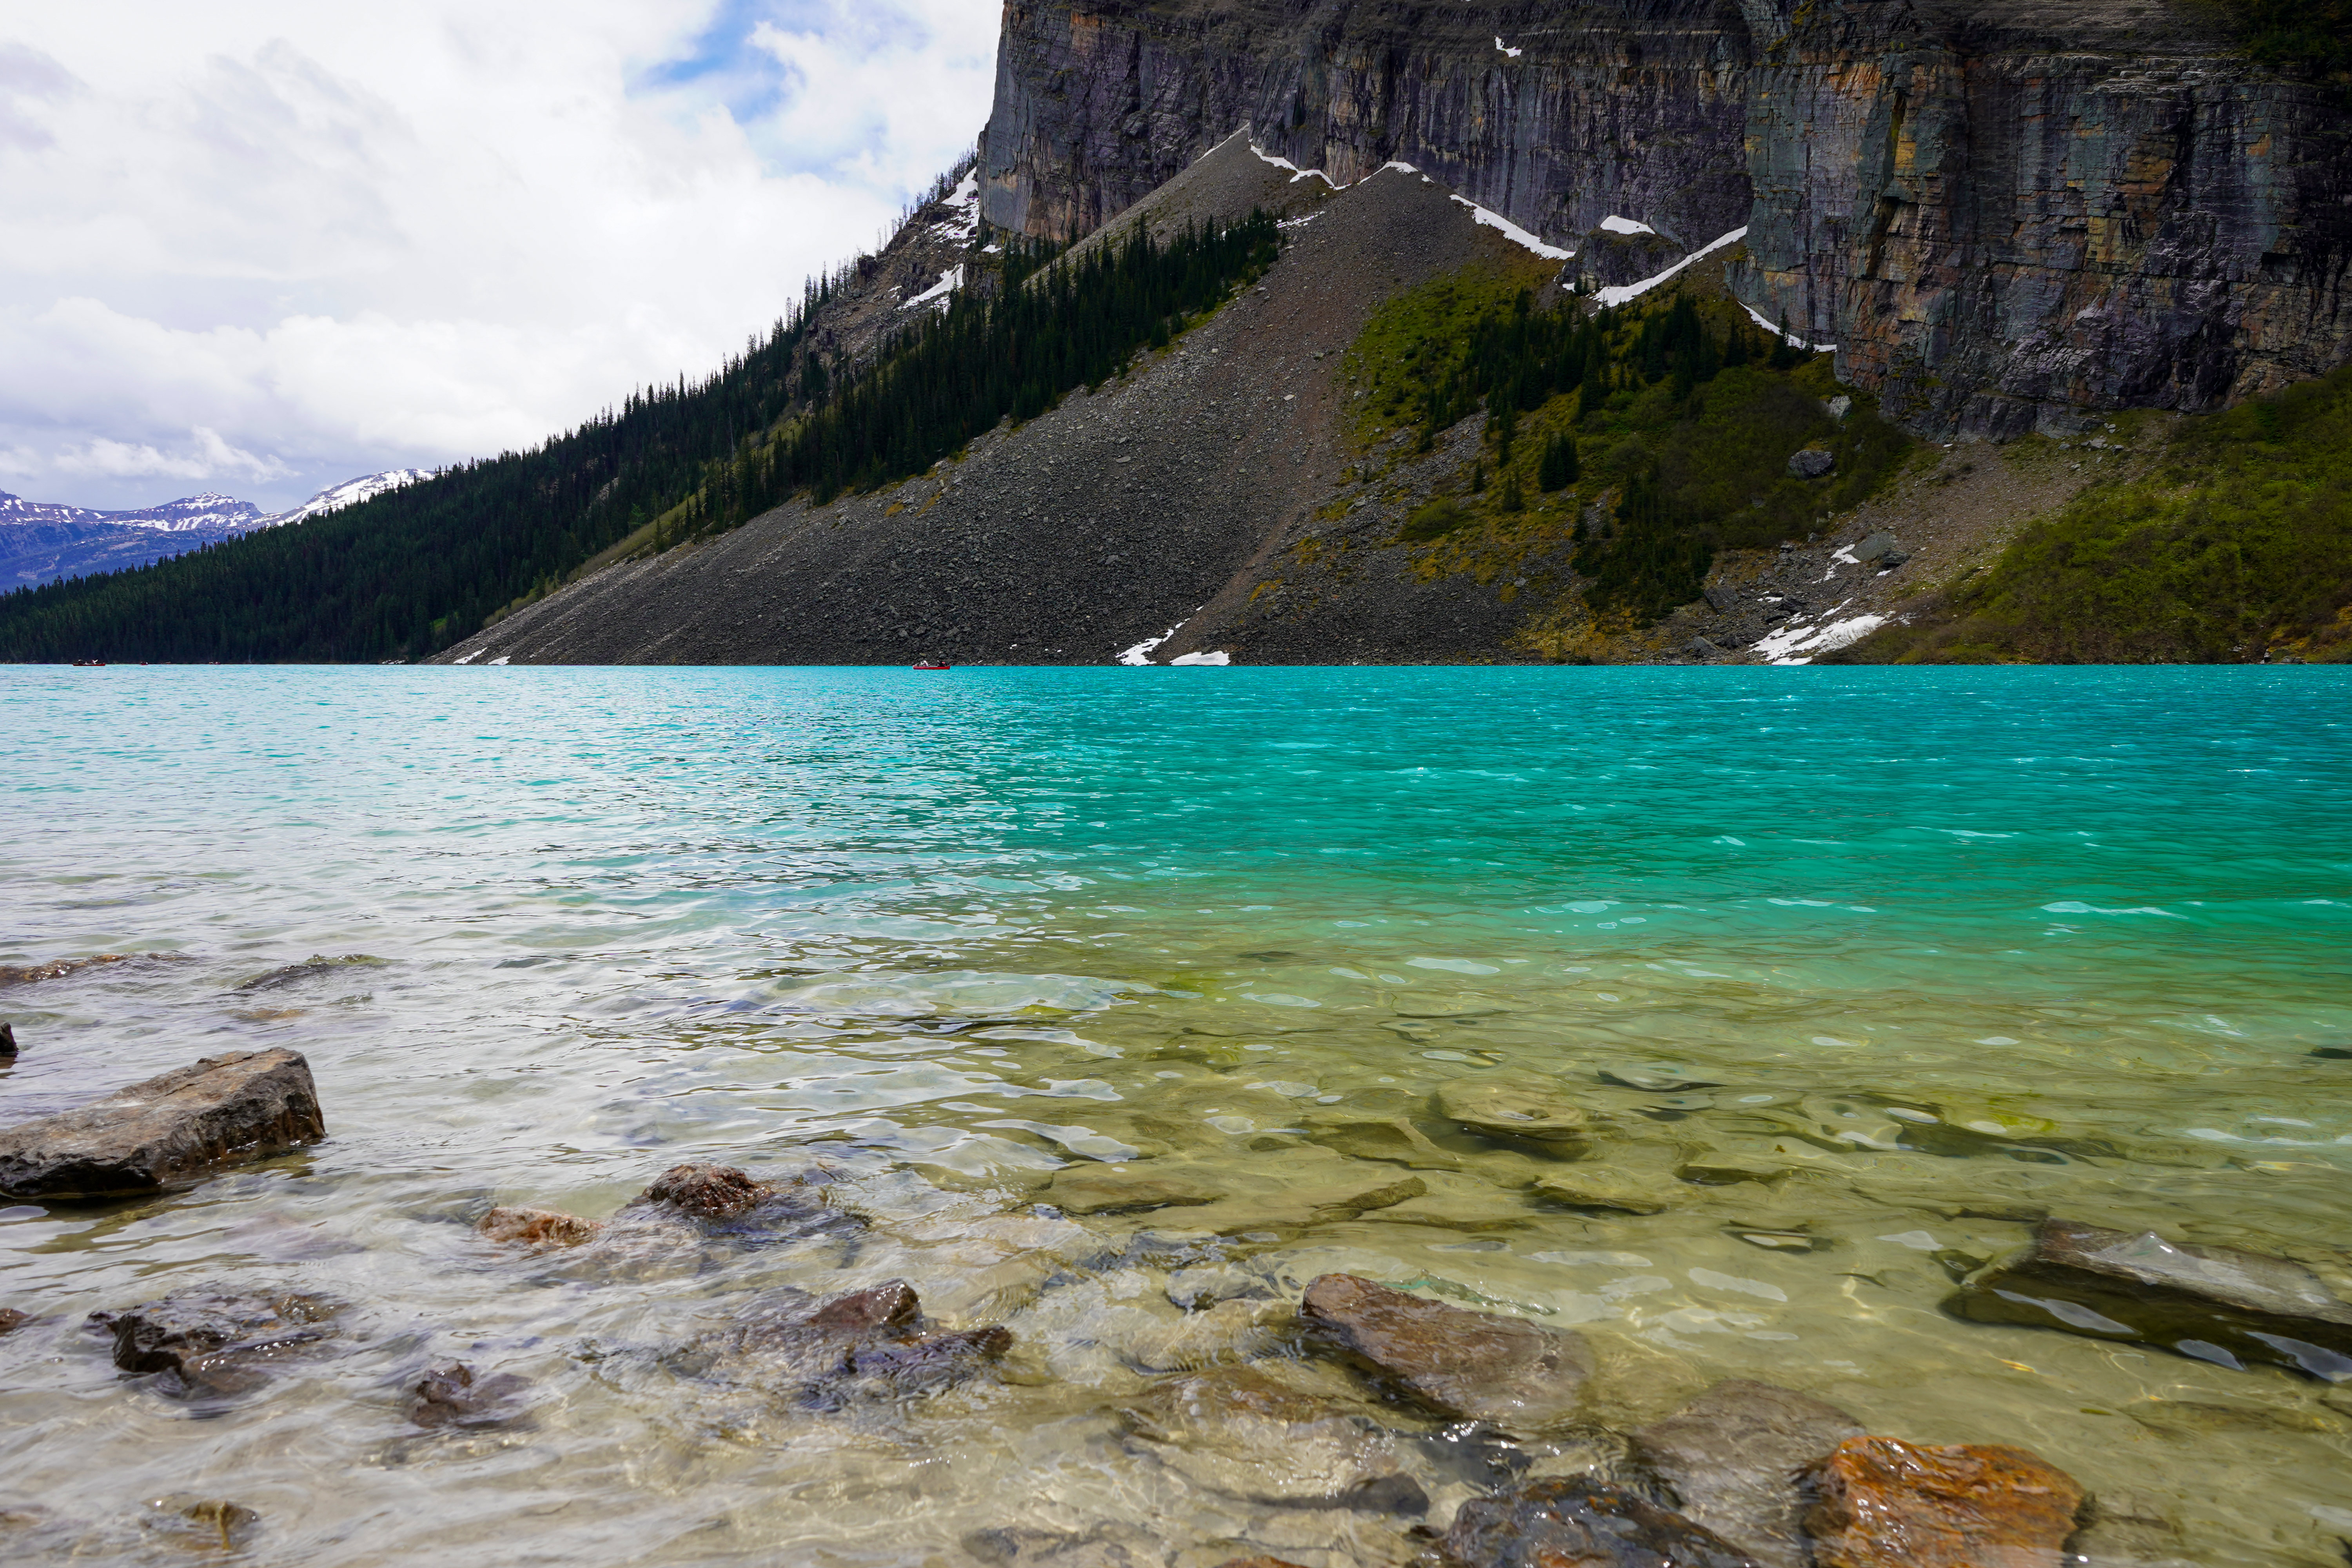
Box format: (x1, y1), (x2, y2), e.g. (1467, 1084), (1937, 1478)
(695, 212), (1278, 523)
(0, 198), (1276, 664)
(2212, 0), (2352, 98)
(1344, 263), (1909, 624)
(1833, 367), (2352, 664)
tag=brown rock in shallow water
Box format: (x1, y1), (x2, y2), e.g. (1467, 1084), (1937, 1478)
(1805, 1436), (2083, 1568)
(635, 1161), (774, 1218)
(144, 1498), (261, 1550)
(0, 954), (131, 987)
(0, 1307), (27, 1335)
(1945, 1217), (2352, 1380)
(1629, 1380), (1864, 1568)
(0, 1049), (324, 1200)
(1299, 1273), (1590, 1430)
(88, 1287), (336, 1397)
(1443, 1476), (1761, 1568)
(688, 1278), (1011, 1406)
(478, 1205), (602, 1246)
(408, 1362), (531, 1428)
(0, 1021), (15, 1058)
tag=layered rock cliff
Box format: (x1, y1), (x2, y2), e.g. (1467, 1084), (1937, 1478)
(977, 0), (2352, 436)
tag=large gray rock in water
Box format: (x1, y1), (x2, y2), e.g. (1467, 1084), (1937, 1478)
(1442, 1476), (1760, 1568)
(1299, 1273), (1590, 1431)
(1945, 1218), (2352, 1381)
(1627, 1380), (1862, 1568)
(0, 1050), (324, 1200)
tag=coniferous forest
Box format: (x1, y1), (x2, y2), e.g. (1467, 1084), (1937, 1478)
(0, 212), (1278, 664)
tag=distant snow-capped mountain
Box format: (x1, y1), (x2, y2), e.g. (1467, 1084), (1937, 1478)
(0, 469), (432, 590)
(255, 469), (430, 530)
(0, 490), (263, 535)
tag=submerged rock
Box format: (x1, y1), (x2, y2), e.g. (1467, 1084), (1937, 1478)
(0, 954), (131, 988)
(965, 1524), (1159, 1568)
(1804, 1436), (2083, 1568)
(1597, 1063), (1723, 1093)
(1628, 1380), (1863, 1568)
(1443, 1476), (1759, 1568)
(1120, 1365), (1428, 1514)
(480, 1163), (854, 1268)
(1045, 1165), (1225, 1215)
(682, 1279), (1011, 1407)
(0, 1307), (27, 1335)
(233, 953), (383, 992)
(1945, 1217), (2352, 1380)
(1529, 1169), (1680, 1215)
(1299, 1272), (1589, 1431)
(1434, 1082), (1592, 1157)
(632, 1161), (774, 1219)
(88, 1286), (337, 1397)
(1675, 1153), (1789, 1187)
(0, 1049), (325, 1200)
(478, 1205), (603, 1246)
(1301, 1113), (1463, 1171)
(143, 1497), (261, 1551)
(407, 1362), (531, 1428)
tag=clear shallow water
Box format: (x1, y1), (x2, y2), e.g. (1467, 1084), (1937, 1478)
(4, 664), (2351, 1564)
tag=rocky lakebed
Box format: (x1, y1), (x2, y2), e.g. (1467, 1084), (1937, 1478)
(4, 1033), (2350, 1566)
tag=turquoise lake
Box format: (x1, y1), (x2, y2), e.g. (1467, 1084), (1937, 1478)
(4, 664), (2350, 1564)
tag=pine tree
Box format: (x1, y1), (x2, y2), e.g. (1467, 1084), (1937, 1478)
(1537, 433), (1580, 491)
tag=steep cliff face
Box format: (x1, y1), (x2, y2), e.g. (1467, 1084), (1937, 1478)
(979, 0), (2352, 435)
(982, 0), (1756, 256)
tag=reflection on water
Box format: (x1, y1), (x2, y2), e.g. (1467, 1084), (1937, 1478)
(4, 664), (2350, 1565)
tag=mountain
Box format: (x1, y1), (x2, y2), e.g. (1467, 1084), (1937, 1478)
(0, 471), (428, 590)
(2, 0), (2346, 665)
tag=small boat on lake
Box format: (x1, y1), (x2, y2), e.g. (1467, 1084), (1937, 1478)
(71, 659), (105, 668)
(913, 657), (951, 670)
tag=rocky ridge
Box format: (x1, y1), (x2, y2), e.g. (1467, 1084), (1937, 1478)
(982, 0), (2351, 439)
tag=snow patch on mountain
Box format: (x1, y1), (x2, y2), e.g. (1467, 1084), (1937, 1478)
(255, 469), (430, 529)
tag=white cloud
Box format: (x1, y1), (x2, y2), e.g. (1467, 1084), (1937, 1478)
(0, 0), (998, 510)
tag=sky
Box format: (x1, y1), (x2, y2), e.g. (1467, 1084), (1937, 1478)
(0, 0), (1000, 512)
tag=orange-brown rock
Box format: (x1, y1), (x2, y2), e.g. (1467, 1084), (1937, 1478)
(478, 1205), (601, 1246)
(1805, 1436), (2084, 1568)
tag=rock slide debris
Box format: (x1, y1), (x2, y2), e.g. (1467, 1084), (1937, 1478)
(0, 1048), (325, 1199)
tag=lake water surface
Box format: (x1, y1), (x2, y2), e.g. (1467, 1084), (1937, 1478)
(5, 665), (2351, 1564)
